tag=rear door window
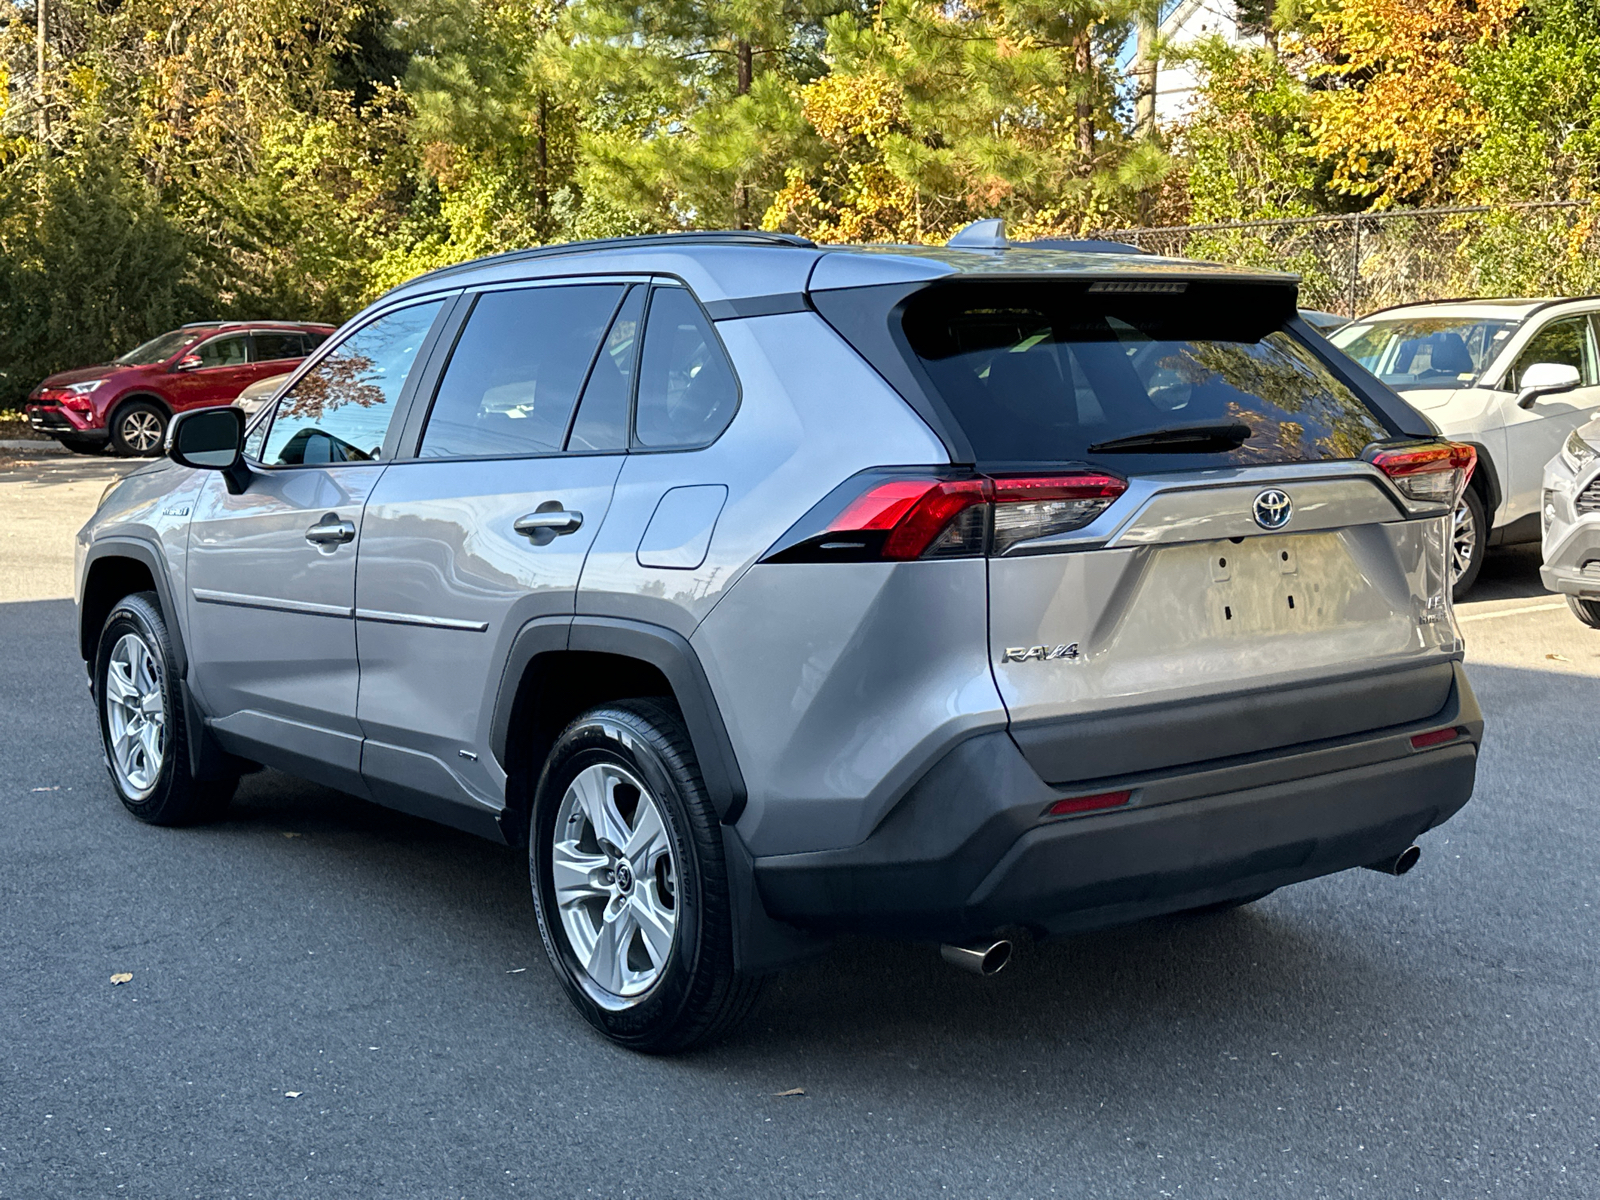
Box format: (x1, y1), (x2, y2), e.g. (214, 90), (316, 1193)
(253, 332), (305, 362)
(419, 284), (625, 459)
(567, 285), (645, 454)
(902, 282), (1393, 471)
(633, 286), (739, 449)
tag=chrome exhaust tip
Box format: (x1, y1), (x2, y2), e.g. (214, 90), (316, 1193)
(1364, 844), (1422, 876)
(940, 939), (1013, 977)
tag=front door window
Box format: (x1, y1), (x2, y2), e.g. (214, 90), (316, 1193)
(262, 300), (445, 465)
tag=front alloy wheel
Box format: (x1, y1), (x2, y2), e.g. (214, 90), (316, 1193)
(104, 631), (167, 798)
(95, 591), (237, 824)
(552, 762), (679, 997)
(110, 402), (167, 456)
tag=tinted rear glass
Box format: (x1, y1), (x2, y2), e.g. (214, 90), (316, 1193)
(902, 283), (1393, 469)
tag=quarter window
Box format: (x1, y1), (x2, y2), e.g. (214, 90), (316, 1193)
(419, 285), (626, 459)
(1511, 317), (1598, 390)
(633, 287), (739, 449)
(260, 300), (444, 466)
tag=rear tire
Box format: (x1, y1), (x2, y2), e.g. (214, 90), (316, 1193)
(1567, 595), (1600, 628)
(529, 699), (761, 1053)
(95, 591), (236, 824)
(1450, 487), (1487, 601)
(109, 400), (167, 457)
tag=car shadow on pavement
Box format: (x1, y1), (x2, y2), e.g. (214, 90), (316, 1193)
(220, 767), (1416, 1074)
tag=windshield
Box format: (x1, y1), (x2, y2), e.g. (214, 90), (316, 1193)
(900, 282), (1393, 472)
(1329, 316), (1515, 389)
(114, 329), (205, 366)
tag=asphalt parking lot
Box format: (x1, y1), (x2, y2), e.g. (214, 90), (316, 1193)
(2, 454), (1598, 1198)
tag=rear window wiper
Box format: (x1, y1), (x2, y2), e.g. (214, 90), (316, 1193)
(1088, 422), (1252, 454)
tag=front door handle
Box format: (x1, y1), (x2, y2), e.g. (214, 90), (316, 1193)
(305, 516), (356, 546)
(514, 509), (584, 540)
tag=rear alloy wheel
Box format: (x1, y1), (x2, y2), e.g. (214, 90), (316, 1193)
(530, 700), (761, 1053)
(1450, 487), (1487, 600)
(109, 401), (167, 457)
(96, 591), (237, 824)
(1567, 595), (1600, 628)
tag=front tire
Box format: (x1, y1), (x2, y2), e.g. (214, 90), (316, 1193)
(1567, 595), (1600, 628)
(109, 400), (167, 457)
(95, 592), (236, 824)
(530, 700), (760, 1053)
(1451, 487), (1487, 600)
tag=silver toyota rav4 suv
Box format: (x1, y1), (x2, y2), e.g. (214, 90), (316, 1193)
(78, 226), (1484, 1052)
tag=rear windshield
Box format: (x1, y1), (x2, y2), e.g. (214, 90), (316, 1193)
(901, 283), (1393, 469)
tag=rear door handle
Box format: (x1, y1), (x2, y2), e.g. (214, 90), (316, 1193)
(305, 516), (356, 546)
(514, 510), (584, 539)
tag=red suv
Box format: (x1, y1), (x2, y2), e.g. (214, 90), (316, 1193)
(26, 320), (335, 456)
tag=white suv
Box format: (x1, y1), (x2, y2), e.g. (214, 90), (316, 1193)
(1330, 298), (1600, 595)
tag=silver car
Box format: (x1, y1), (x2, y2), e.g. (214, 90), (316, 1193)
(1539, 415), (1600, 625)
(78, 226), (1483, 1051)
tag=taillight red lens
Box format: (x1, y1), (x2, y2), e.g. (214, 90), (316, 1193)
(1045, 789), (1132, 817)
(823, 478), (990, 560)
(1410, 727), (1460, 750)
(816, 471), (1126, 561)
(1370, 442), (1477, 504)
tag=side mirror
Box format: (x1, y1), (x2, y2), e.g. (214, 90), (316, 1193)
(174, 353), (204, 372)
(1516, 361), (1582, 409)
(168, 406), (250, 494)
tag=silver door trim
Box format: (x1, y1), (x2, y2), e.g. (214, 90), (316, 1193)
(191, 588), (354, 619)
(354, 608), (491, 633)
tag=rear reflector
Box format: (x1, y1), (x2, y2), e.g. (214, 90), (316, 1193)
(1369, 442), (1477, 505)
(1410, 728), (1460, 750)
(1045, 789), (1132, 817)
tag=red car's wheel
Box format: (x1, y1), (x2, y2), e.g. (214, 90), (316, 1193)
(109, 401), (168, 457)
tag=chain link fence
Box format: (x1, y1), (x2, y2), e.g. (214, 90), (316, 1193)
(1094, 201), (1600, 318)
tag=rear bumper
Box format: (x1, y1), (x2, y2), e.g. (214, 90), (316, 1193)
(753, 661), (1481, 942)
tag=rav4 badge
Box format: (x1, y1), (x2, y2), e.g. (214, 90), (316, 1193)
(1003, 643), (1081, 663)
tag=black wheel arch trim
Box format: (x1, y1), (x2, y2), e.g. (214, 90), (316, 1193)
(489, 615), (749, 824)
(80, 537), (188, 675)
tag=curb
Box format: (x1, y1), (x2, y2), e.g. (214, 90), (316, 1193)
(0, 439), (72, 455)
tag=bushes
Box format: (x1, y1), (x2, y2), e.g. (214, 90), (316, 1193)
(0, 149), (215, 408)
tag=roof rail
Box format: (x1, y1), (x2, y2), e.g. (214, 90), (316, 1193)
(1022, 238), (1150, 256)
(179, 320), (226, 329)
(392, 230), (818, 293)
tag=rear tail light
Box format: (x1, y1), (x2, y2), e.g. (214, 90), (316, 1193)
(1368, 441), (1477, 505)
(1045, 789), (1132, 818)
(765, 469), (1127, 563)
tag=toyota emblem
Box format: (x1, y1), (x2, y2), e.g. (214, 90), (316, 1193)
(1252, 489), (1293, 530)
